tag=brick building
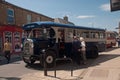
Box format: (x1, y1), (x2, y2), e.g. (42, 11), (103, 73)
(0, 0), (53, 54)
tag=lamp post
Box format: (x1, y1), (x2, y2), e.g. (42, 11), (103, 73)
(118, 22), (120, 38)
(116, 22), (120, 38)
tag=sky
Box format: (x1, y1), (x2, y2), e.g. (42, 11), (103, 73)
(6, 0), (120, 32)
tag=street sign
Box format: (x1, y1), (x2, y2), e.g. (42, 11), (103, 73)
(110, 0), (120, 11)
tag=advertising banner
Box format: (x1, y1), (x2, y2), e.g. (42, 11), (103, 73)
(111, 0), (120, 11)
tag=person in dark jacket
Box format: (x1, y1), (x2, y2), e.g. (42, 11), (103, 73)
(72, 36), (81, 65)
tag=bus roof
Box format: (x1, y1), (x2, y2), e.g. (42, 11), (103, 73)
(23, 21), (105, 31)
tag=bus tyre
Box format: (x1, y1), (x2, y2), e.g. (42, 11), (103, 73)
(44, 50), (56, 68)
(91, 46), (98, 58)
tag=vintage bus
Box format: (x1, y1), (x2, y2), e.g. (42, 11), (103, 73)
(106, 31), (117, 48)
(22, 21), (106, 67)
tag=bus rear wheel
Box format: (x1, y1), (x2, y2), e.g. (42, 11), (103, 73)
(90, 46), (98, 58)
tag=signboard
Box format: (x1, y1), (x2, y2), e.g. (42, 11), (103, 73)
(110, 0), (120, 11)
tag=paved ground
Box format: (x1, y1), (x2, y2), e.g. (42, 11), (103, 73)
(1, 47), (120, 80)
(81, 47), (120, 80)
(20, 47), (120, 80)
(0, 53), (21, 65)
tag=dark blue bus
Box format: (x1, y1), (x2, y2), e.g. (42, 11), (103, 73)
(22, 21), (106, 67)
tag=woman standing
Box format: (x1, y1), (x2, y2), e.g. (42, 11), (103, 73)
(79, 37), (87, 64)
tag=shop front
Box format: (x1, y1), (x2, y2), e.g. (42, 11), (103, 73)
(0, 25), (22, 54)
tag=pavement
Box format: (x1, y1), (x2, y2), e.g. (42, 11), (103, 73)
(20, 47), (120, 80)
(1, 47), (120, 80)
(20, 63), (88, 80)
(81, 47), (120, 80)
(0, 53), (21, 65)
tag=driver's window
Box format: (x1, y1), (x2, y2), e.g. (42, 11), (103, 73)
(35, 29), (42, 38)
(29, 31), (33, 38)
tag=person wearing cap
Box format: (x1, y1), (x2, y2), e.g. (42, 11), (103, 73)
(79, 37), (87, 64)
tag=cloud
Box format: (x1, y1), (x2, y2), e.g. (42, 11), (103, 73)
(77, 15), (95, 19)
(100, 3), (110, 11)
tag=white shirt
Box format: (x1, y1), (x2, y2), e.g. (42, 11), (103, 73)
(81, 41), (86, 51)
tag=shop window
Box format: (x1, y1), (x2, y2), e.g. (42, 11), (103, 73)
(14, 32), (20, 41)
(4, 31), (12, 43)
(7, 8), (14, 24)
(14, 32), (21, 52)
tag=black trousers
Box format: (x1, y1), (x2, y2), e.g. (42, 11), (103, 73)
(4, 51), (11, 63)
(72, 51), (81, 65)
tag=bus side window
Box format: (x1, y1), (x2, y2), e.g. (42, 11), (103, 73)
(95, 33), (99, 38)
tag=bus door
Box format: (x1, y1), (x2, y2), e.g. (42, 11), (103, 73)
(58, 28), (65, 58)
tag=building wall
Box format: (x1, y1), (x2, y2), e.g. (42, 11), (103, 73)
(0, 0), (53, 53)
(0, 1), (53, 26)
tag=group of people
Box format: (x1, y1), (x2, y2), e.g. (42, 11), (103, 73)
(58, 35), (87, 65)
(72, 36), (87, 65)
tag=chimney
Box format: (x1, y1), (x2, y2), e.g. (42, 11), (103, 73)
(63, 16), (68, 21)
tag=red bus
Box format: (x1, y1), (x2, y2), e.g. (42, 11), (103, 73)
(106, 31), (116, 48)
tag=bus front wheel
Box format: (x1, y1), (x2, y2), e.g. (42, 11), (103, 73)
(23, 56), (36, 65)
(40, 50), (56, 68)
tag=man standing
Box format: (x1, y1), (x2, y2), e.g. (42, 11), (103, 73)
(3, 38), (11, 63)
(72, 36), (81, 65)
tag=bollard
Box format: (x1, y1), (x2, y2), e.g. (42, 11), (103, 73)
(54, 58), (73, 77)
(43, 54), (47, 76)
(54, 59), (56, 77)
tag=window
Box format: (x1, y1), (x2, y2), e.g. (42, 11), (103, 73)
(81, 32), (89, 38)
(7, 8), (14, 24)
(91, 32), (96, 38)
(14, 32), (21, 52)
(95, 32), (99, 38)
(14, 32), (20, 41)
(4, 31), (12, 43)
(27, 14), (31, 23)
(100, 33), (104, 39)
